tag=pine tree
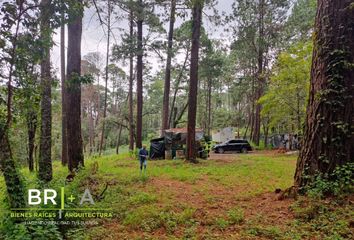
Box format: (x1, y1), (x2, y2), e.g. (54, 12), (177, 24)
(294, 0), (354, 188)
(38, 0), (53, 182)
(186, 0), (203, 162)
(66, 0), (84, 171)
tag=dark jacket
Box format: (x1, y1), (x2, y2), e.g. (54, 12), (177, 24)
(139, 148), (148, 161)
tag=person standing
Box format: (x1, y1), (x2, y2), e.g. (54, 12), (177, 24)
(139, 145), (149, 174)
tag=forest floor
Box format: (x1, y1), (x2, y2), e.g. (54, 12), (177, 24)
(0, 150), (353, 239)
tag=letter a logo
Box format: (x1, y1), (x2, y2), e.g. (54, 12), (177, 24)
(79, 189), (95, 205)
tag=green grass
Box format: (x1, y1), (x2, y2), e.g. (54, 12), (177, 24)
(1, 152), (352, 239)
(227, 207), (245, 224)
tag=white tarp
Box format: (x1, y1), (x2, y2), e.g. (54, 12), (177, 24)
(212, 127), (234, 143)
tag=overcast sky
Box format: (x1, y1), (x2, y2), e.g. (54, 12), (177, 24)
(51, 0), (233, 78)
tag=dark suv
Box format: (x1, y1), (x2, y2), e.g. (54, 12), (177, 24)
(213, 139), (252, 154)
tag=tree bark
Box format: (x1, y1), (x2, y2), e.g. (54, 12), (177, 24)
(252, 98), (261, 145)
(0, 133), (25, 208)
(60, 3), (68, 166)
(116, 124), (123, 154)
(99, 0), (111, 156)
(173, 102), (189, 128)
(203, 79), (208, 131)
(27, 110), (37, 172)
(169, 49), (189, 128)
(251, 0), (265, 146)
(263, 120), (269, 148)
(136, 0), (144, 149)
(249, 75), (255, 140)
(89, 105), (95, 155)
(186, 2), (202, 162)
(66, 0), (84, 171)
(39, 0), (52, 182)
(161, 0), (176, 135)
(294, 0), (354, 188)
(207, 77), (212, 136)
(0, 2), (25, 207)
(244, 111), (251, 139)
(96, 74), (101, 153)
(129, 9), (135, 151)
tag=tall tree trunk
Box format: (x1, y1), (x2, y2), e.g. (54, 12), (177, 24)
(169, 49), (189, 128)
(136, 0), (143, 149)
(39, 0), (52, 182)
(66, 0), (84, 171)
(252, 98), (261, 145)
(0, 134), (25, 208)
(249, 75), (255, 140)
(99, 0), (111, 156)
(186, 2), (202, 162)
(203, 80), (207, 131)
(207, 77), (212, 136)
(129, 9), (135, 151)
(243, 111), (251, 139)
(96, 73), (101, 153)
(263, 120), (269, 148)
(251, 0), (264, 146)
(294, 0), (354, 188)
(89, 105), (95, 155)
(27, 110), (37, 172)
(61, 3), (68, 166)
(116, 124), (123, 154)
(0, 1), (25, 207)
(161, 0), (176, 134)
(174, 102), (189, 128)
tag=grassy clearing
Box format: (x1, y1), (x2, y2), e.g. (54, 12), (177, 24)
(0, 151), (353, 239)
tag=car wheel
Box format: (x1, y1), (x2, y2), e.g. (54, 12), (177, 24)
(241, 148), (248, 154)
(218, 148), (225, 154)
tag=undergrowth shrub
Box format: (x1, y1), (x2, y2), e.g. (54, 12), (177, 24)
(0, 216), (62, 240)
(304, 163), (353, 198)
